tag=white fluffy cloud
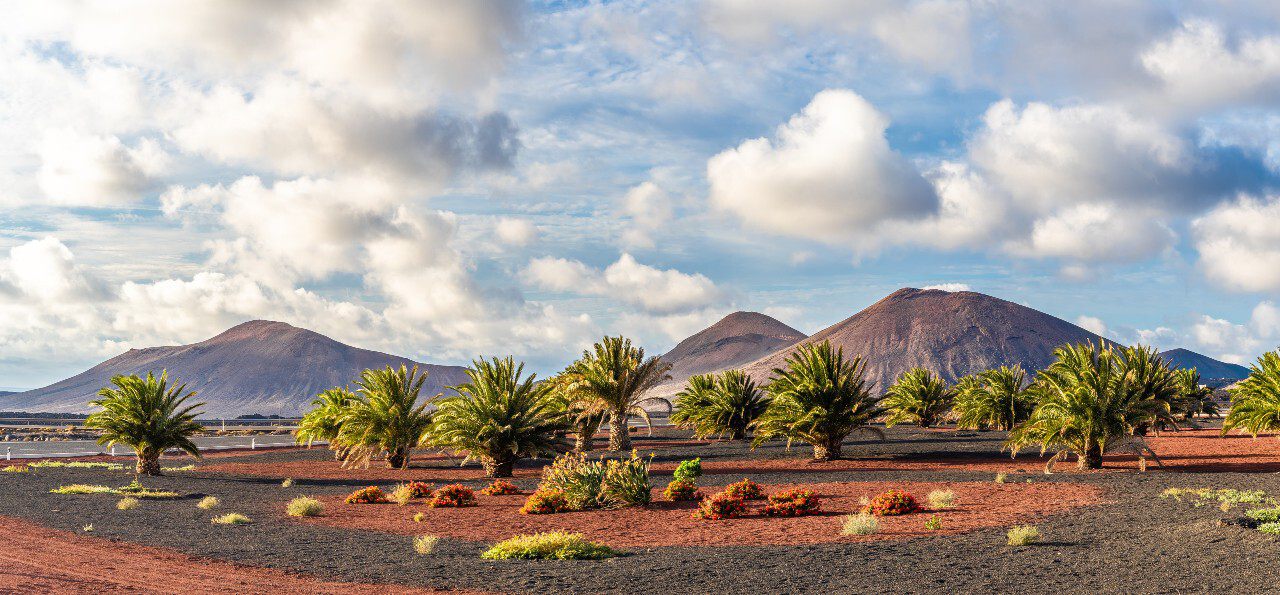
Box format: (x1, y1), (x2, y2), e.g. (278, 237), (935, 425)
(2, 237), (105, 302)
(525, 253), (724, 315)
(707, 89), (937, 246)
(37, 130), (168, 206)
(1017, 204), (1175, 264)
(1141, 20), (1280, 114)
(619, 181), (674, 249)
(1192, 194), (1280, 292)
(495, 218), (539, 247)
(1191, 302), (1280, 364)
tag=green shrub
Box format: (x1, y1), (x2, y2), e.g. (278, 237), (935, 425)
(924, 514), (942, 530)
(520, 489), (571, 515)
(662, 479), (701, 502)
(286, 496), (323, 517)
(841, 512), (879, 536)
(480, 532), (616, 560)
(1, 465), (29, 473)
(693, 491), (747, 520)
(1007, 525), (1040, 546)
(428, 484), (477, 508)
(345, 486), (389, 504)
(117, 496), (141, 510)
(723, 478), (765, 500)
(540, 453), (608, 510)
(863, 490), (921, 516)
(30, 461), (124, 471)
(1246, 508), (1280, 524)
(51, 484), (114, 495)
(211, 513), (252, 525)
(603, 452), (651, 507)
(414, 534), (439, 555)
(116, 479), (179, 498)
(197, 496), (220, 510)
(672, 458), (702, 483)
(927, 489), (956, 509)
(1259, 522), (1280, 535)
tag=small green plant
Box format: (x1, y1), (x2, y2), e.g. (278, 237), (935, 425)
(842, 512), (879, 536)
(115, 480), (180, 498)
(30, 461), (124, 471)
(723, 478), (765, 500)
(161, 464), (195, 472)
(1245, 508), (1280, 524)
(602, 451), (652, 507)
(117, 496), (141, 510)
(926, 489), (956, 509)
(345, 486), (389, 504)
(1161, 487), (1275, 506)
(924, 514), (943, 530)
(994, 472), (1008, 484)
(197, 496), (220, 510)
(429, 484), (477, 508)
(413, 534), (439, 555)
(281, 478), (294, 488)
(520, 489), (572, 515)
(1007, 525), (1040, 546)
(51, 484), (114, 495)
(863, 490), (921, 516)
(211, 513), (252, 525)
(1, 465), (29, 473)
(672, 458), (702, 483)
(286, 496), (323, 517)
(480, 531), (616, 560)
(1259, 522), (1280, 535)
(693, 490), (747, 520)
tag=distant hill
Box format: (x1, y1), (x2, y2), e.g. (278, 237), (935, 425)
(0, 320), (469, 417)
(743, 287), (1111, 393)
(1160, 348), (1250, 386)
(651, 311), (806, 397)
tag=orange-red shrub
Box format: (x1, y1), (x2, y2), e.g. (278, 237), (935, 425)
(693, 491), (747, 520)
(429, 484), (477, 508)
(519, 489), (571, 515)
(723, 478), (765, 500)
(663, 479), (701, 502)
(762, 488), (821, 517)
(480, 479), (523, 496)
(863, 489), (921, 516)
(345, 486), (389, 504)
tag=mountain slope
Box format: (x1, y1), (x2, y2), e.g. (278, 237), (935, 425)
(0, 321), (469, 417)
(1160, 348), (1250, 384)
(743, 287), (1110, 393)
(651, 311), (806, 397)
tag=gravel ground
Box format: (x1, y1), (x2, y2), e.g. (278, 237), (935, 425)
(3, 426), (1279, 594)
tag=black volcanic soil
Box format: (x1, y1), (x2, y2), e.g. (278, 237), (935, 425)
(2, 426), (1280, 593)
(744, 288), (1111, 393)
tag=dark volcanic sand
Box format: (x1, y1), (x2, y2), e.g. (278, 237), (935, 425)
(1, 425), (1278, 594)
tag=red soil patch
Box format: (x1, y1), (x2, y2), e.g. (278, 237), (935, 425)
(1117, 429), (1280, 473)
(0, 515), (470, 594)
(301, 480), (1102, 547)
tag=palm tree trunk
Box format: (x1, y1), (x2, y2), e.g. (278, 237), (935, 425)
(608, 409), (631, 451)
(482, 456), (515, 477)
(574, 418), (598, 453)
(812, 438), (842, 461)
(1077, 444), (1102, 470)
(136, 450), (161, 476)
(387, 445), (410, 469)
(730, 427), (746, 441)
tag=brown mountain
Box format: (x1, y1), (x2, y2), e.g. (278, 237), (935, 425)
(651, 311), (806, 397)
(0, 320), (469, 417)
(743, 287), (1110, 393)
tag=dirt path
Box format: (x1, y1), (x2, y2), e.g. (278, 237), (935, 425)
(0, 515), (464, 594)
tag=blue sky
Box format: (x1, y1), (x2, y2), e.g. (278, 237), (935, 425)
(1, 0), (1280, 389)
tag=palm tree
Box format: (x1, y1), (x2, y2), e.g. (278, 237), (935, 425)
(952, 366), (1034, 431)
(295, 387), (363, 461)
(86, 371), (204, 476)
(753, 341), (884, 461)
(1007, 343), (1176, 471)
(337, 365), (434, 469)
(544, 370), (608, 453)
(1223, 350), (1280, 437)
(1173, 368), (1219, 421)
(565, 336), (672, 451)
(882, 368), (954, 428)
(671, 369), (771, 440)
(425, 357), (570, 477)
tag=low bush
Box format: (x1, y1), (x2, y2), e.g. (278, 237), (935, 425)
(1259, 522), (1280, 535)
(662, 479), (701, 502)
(287, 496), (323, 517)
(602, 452), (652, 507)
(540, 453), (608, 510)
(672, 458), (702, 483)
(1007, 525), (1040, 546)
(1, 465), (29, 473)
(693, 491), (747, 520)
(414, 534), (439, 555)
(345, 486), (389, 504)
(211, 513), (252, 525)
(281, 478), (294, 488)
(117, 496), (140, 510)
(50, 484), (114, 495)
(392, 481), (435, 504)
(722, 478), (765, 500)
(841, 512), (879, 536)
(1246, 508), (1280, 524)
(30, 461), (123, 471)
(1161, 487), (1277, 507)
(429, 484), (477, 508)
(762, 488), (821, 517)
(924, 514), (942, 530)
(116, 480), (180, 498)
(520, 489), (571, 515)
(480, 479), (523, 496)
(197, 496), (220, 510)
(863, 490), (921, 516)
(480, 531), (616, 560)
(926, 489), (956, 509)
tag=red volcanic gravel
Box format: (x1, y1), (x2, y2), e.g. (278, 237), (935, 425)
(300, 480), (1102, 547)
(0, 515), (468, 594)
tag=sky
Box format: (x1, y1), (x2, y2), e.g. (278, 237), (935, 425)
(2, 0), (1280, 390)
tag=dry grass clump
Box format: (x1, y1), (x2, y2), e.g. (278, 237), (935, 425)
(841, 512), (879, 536)
(1, 465), (29, 473)
(413, 535), (440, 555)
(1007, 525), (1040, 546)
(281, 478), (295, 488)
(994, 472), (1008, 484)
(413, 512), (426, 523)
(286, 496), (323, 517)
(211, 513), (252, 525)
(51, 484), (114, 495)
(197, 496), (220, 510)
(926, 489), (955, 509)
(117, 496), (141, 510)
